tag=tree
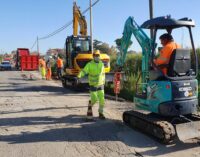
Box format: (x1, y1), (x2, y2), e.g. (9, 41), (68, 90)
(93, 39), (117, 55)
(115, 37), (133, 48)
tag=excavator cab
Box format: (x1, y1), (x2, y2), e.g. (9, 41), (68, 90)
(141, 16), (198, 81)
(65, 35), (91, 69)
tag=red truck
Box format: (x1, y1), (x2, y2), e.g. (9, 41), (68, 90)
(16, 48), (30, 69)
(16, 48), (39, 71)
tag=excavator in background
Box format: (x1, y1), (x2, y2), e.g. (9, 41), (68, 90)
(116, 15), (200, 143)
(62, 1), (112, 88)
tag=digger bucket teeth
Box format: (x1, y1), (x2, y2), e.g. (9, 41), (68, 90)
(175, 121), (200, 141)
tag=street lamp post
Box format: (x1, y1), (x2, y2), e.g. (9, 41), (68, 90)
(149, 0), (154, 38)
(90, 0), (93, 54)
(37, 36), (40, 56)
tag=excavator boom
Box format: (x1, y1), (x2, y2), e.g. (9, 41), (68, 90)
(73, 2), (87, 36)
(117, 17), (152, 68)
(116, 16), (154, 88)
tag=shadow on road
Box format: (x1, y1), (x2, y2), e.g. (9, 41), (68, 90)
(0, 115), (86, 127)
(0, 82), (28, 86)
(9, 78), (31, 81)
(0, 106), (88, 115)
(0, 115), (122, 144)
(0, 85), (87, 95)
(0, 114), (199, 156)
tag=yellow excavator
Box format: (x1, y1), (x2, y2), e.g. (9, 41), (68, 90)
(62, 1), (112, 88)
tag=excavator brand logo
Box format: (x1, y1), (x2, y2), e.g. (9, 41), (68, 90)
(148, 83), (159, 100)
(78, 38), (86, 40)
(179, 87), (192, 92)
(184, 82), (190, 86)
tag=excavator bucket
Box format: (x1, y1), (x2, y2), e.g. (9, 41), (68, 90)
(175, 121), (200, 141)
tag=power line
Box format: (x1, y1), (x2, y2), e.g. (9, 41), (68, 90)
(38, 21), (72, 40)
(38, 0), (100, 40)
(30, 0), (100, 51)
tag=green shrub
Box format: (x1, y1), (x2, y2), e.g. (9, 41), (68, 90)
(110, 53), (142, 73)
(106, 53), (142, 101)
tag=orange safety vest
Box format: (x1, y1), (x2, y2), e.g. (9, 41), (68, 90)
(57, 58), (63, 68)
(40, 60), (46, 68)
(154, 41), (180, 75)
(39, 58), (42, 65)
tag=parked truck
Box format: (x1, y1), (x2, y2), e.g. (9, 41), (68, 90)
(16, 48), (30, 69)
(16, 48), (39, 71)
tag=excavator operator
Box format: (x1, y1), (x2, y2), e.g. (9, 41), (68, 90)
(77, 50), (106, 120)
(154, 33), (180, 75)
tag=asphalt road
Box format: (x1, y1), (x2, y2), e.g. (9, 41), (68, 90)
(0, 71), (199, 157)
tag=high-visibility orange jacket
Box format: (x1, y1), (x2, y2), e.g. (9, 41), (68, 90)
(40, 59), (46, 68)
(39, 59), (43, 65)
(154, 41), (180, 75)
(57, 58), (63, 68)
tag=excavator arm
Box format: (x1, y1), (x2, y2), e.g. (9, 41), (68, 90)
(73, 2), (87, 36)
(116, 16), (154, 84)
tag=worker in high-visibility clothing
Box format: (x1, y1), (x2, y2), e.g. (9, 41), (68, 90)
(56, 56), (63, 79)
(46, 56), (52, 80)
(38, 58), (43, 74)
(39, 57), (46, 80)
(78, 50), (106, 120)
(154, 33), (180, 75)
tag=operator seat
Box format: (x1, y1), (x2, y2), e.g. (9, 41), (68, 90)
(150, 49), (192, 80)
(167, 49), (191, 77)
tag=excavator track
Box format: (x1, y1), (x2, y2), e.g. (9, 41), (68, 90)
(123, 110), (176, 144)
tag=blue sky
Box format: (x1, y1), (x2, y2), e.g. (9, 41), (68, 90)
(0, 0), (200, 54)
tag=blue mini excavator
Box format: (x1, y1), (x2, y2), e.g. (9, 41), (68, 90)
(116, 16), (200, 143)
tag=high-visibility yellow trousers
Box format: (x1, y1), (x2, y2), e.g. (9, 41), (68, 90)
(41, 67), (46, 79)
(90, 89), (105, 114)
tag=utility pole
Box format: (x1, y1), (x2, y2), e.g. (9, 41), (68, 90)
(90, 0), (93, 54)
(149, 0), (154, 38)
(37, 36), (40, 56)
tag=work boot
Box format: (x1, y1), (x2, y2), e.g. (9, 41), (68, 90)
(99, 113), (106, 120)
(87, 101), (93, 119)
